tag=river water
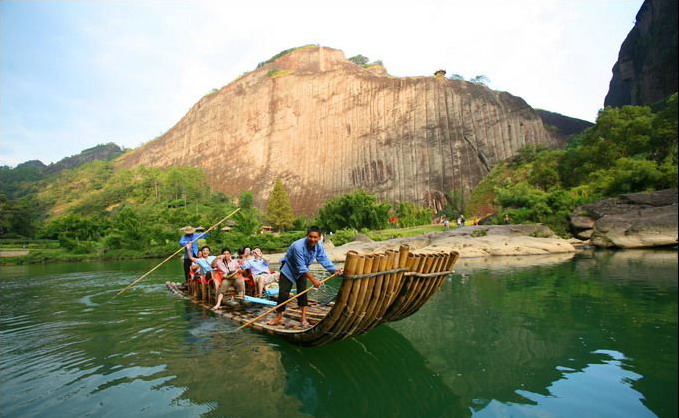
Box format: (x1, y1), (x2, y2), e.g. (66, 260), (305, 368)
(1, 250), (676, 418)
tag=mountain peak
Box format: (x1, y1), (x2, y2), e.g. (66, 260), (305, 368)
(256, 45), (387, 76)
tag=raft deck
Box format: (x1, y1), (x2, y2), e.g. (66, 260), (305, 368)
(166, 245), (459, 346)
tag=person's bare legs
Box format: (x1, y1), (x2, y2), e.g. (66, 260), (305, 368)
(256, 276), (263, 296)
(300, 306), (310, 327)
(212, 293), (224, 310)
(267, 312), (283, 325)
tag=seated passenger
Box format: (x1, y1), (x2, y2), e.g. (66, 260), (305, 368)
(241, 247), (254, 262)
(211, 247), (244, 310)
(187, 245), (216, 283)
(242, 248), (280, 296)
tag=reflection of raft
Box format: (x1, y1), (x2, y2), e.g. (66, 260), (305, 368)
(166, 245), (459, 346)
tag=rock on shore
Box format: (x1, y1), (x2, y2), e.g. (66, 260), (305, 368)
(570, 188), (678, 248)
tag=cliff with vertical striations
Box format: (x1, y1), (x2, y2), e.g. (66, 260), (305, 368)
(118, 46), (559, 214)
(604, 0), (678, 107)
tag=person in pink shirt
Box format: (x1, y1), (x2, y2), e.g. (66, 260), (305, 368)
(211, 247), (245, 310)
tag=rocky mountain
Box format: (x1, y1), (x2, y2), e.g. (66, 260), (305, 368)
(45, 142), (123, 174)
(604, 0), (678, 107)
(535, 109), (593, 140)
(16, 160), (48, 170)
(1, 143), (123, 198)
(118, 46), (560, 214)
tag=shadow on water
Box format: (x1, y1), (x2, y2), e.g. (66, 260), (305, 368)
(275, 326), (464, 418)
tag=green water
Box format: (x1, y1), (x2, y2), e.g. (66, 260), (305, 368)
(1, 250), (676, 418)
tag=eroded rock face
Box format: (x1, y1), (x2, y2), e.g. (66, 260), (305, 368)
(118, 46), (559, 214)
(604, 0), (678, 107)
(570, 189), (678, 248)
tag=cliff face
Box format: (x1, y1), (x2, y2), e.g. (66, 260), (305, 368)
(535, 109), (594, 141)
(119, 46), (558, 214)
(604, 0), (678, 107)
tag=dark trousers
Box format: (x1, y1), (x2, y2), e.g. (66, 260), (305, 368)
(276, 273), (308, 312)
(183, 257), (193, 282)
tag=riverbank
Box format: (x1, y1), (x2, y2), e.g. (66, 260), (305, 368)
(0, 224), (588, 266)
(269, 224), (587, 262)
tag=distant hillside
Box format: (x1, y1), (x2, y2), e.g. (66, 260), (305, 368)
(45, 142), (123, 174)
(535, 109), (594, 141)
(0, 142), (123, 198)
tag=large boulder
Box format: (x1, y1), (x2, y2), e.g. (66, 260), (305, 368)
(570, 189), (678, 248)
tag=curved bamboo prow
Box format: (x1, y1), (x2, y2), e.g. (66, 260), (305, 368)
(168, 245), (460, 346)
(286, 246), (459, 346)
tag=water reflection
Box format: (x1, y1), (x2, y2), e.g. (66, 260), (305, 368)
(277, 326), (463, 417)
(473, 350), (655, 418)
(1, 252), (676, 418)
(390, 250), (676, 418)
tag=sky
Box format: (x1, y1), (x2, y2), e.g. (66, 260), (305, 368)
(0, 1), (643, 167)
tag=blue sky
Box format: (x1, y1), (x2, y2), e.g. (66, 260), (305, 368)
(0, 1), (642, 166)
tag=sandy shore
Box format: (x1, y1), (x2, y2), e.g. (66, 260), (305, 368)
(267, 224), (587, 263)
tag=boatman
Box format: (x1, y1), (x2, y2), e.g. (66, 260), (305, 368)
(178, 226), (206, 284)
(268, 226), (342, 327)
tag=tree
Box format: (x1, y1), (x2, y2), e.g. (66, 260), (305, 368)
(234, 208), (261, 235)
(469, 75), (490, 85)
(266, 179), (294, 231)
(348, 55), (369, 66)
(317, 190), (390, 231)
(239, 191), (254, 209)
(396, 202), (432, 227)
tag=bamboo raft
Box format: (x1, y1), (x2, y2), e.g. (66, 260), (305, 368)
(166, 245), (459, 346)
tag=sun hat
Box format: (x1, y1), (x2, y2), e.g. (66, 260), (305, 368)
(180, 226), (196, 234)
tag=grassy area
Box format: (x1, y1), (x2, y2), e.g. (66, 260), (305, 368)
(0, 246), (177, 265)
(365, 224), (445, 241)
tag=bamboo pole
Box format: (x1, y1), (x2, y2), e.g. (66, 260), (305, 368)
(237, 271), (341, 331)
(343, 253), (384, 338)
(113, 207), (240, 299)
(334, 254), (373, 339)
(310, 251), (363, 345)
(357, 250), (391, 333)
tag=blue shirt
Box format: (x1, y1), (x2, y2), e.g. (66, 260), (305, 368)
(179, 233), (208, 257)
(194, 256), (216, 275)
(242, 258), (270, 276)
(280, 238), (336, 283)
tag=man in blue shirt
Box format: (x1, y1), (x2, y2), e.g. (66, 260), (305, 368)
(242, 248), (280, 296)
(268, 226), (341, 327)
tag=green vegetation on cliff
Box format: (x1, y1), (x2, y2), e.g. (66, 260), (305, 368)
(467, 93), (678, 235)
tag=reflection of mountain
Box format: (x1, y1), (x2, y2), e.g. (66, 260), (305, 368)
(277, 325), (465, 418)
(390, 252), (677, 416)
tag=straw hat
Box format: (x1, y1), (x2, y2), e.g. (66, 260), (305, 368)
(195, 226), (205, 232)
(180, 226), (196, 234)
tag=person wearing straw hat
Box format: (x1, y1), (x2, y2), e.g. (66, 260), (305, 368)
(267, 226), (342, 327)
(179, 226), (202, 283)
